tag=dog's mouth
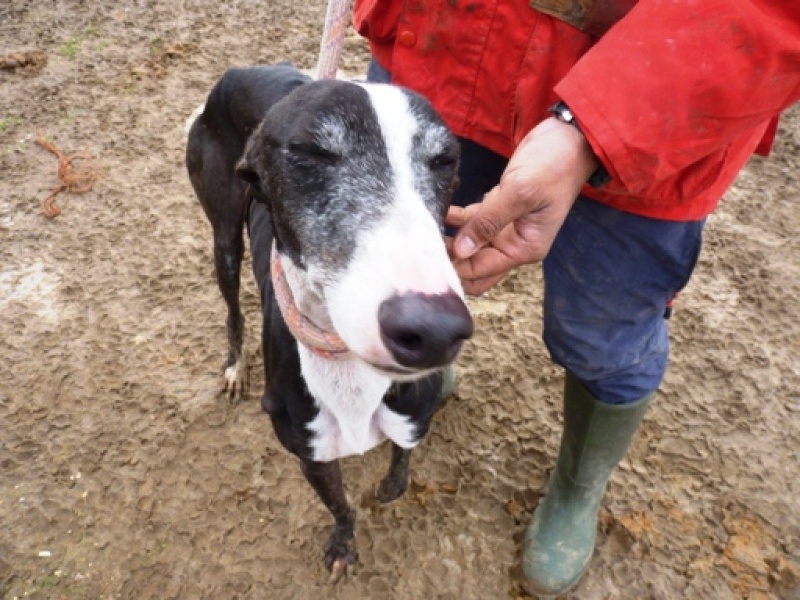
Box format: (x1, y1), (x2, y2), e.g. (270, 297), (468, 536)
(366, 360), (442, 382)
(367, 361), (418, 376)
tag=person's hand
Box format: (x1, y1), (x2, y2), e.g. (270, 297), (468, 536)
(445, 117), (601, 296)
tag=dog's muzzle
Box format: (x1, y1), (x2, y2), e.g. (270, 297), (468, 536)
(378, 292), (473, 370)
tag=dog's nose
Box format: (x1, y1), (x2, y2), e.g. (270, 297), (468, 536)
(378, 292), (473, 369)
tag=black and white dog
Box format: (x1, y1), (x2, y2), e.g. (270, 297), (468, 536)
(186, 65), (473, 579)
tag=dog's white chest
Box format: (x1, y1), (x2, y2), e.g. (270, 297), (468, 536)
(299, 349), (419, 462)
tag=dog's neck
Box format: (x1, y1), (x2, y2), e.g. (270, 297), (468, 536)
(271, 242), (351, 361)
(272, 246), (401, 460)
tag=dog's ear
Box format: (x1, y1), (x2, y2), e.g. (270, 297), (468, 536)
(235, 130), (268, 198)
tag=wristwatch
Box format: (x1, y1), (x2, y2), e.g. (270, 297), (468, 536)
(549, 101), (611, 188)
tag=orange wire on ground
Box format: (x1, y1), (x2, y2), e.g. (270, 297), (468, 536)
(34, 133), (98, 217)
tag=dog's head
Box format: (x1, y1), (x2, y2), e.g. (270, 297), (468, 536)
(236, 79), (472, 380)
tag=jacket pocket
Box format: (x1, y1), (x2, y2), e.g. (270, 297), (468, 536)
(529, 0), (636, 37)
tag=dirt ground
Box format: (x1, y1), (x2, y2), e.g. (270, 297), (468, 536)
(1, 1), (798, 599)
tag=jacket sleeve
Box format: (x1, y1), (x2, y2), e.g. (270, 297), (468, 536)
(555, 0), (800, 194)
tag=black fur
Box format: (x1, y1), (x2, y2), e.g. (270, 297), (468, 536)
(186, 65), (460, 578)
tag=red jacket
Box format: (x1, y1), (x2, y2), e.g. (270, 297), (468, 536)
(354, 0), (800, 220)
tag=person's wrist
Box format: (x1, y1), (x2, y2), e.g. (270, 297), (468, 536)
(548, 101), (610, 187)
(542, 117), (601, 188)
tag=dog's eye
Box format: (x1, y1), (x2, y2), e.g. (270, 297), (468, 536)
(428, 153), (457, 170)
(289, 142), (341, 165)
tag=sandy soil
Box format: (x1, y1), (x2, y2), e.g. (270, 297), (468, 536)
(1, 1), (798, 598)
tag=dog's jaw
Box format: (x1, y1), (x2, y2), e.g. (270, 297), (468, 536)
(280, 249), (419, 462)
(325, 204), (462, 366)
(278, 250), (338, 338)
(278, 239), (448, 382)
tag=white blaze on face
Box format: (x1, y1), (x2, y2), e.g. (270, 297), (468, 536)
(324, 84), (464, 367)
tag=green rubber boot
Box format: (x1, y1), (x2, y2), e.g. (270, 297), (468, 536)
(522, 373), (654, 596)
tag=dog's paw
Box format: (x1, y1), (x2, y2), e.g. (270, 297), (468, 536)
(375, 474), (409, 504)
(323, 535), (356, 584)
(221, 358), (247, 402)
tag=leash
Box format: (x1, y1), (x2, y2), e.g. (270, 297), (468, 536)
(316, 0), (351, 79)
(272, 0), (349, 357)
(270, 241), (351, 361)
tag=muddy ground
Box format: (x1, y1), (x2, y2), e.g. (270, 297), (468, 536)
(1, 1), (798, 598)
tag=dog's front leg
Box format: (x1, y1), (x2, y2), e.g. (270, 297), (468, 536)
(376, 443), (411, 503)
(300, 458), (356, 582)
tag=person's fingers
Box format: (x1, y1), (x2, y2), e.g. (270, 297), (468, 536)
(445, 203), (481, 229)
(444, 205), (466, 229)
(452, 243), (516, 283)
(461, 271), (508, 297)
(450, 187), (519, 259)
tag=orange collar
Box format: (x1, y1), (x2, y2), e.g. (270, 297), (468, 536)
(271, 242), (351, 361)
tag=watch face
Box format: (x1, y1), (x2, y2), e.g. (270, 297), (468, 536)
(550, 101), (574, 124)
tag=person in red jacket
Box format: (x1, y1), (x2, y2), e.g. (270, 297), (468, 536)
(355, 0), (800, 595)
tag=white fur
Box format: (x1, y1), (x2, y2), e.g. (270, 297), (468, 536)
(301, 346), (418, 462)
(275, 85), (463, 460)
(223, 357), (246, 393)
(325, 84), (464, 369)
(278, 250), (419, 462)
(185, 103), (205, 135)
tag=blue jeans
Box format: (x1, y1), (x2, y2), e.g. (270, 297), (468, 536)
(367, 60), (705, 405)
(543, 199), (703, 404)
